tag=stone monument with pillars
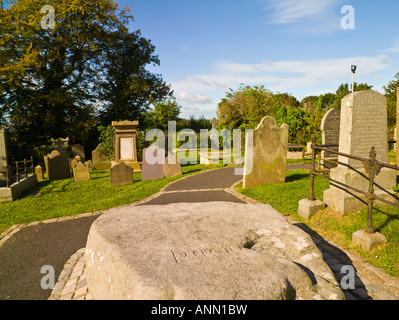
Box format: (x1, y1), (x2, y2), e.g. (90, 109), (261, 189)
(323, 90), (396, 215)
(112, 121), (140, 171)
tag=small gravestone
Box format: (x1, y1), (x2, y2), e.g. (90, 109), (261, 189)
(162, 155), (182, 178)
(72, 144), (85, 162)
(243, 116), (289, 188)
(324, 90), (396, 215)
(35, 165), (44, 181)
(320, 108), (340, 169)
(73, 161), (91, 182)
(47, 150), (70, 180)
(141, 146), (165, 181)
(110, 162), (133, 186)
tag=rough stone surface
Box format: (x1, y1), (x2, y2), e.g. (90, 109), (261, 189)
(85, 202), (344, 300)
(352, 230), (388, 252)
(298, 199), (326, 220)
(243, 116), (289, 188)
(110, 162), (133, 186)
(324, 91), (396, 215)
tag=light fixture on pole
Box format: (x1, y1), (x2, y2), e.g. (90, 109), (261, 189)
(351, 65), (357, 93)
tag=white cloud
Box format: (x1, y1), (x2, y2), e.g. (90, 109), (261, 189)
(177, 92), (213, 104)
(171, 55), (391, 95)
(265, 0), (337, 24)
(262, 0), (343, 34)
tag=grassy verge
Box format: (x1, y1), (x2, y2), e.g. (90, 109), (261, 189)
(0, 163), (210, 234)
(236, 169), (399, 278)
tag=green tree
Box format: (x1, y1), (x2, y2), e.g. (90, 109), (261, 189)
(333, 83), (373, 110)
(96, 27), (173, 126)
(383, 72), (399, 130)
(144, 99), (181, 131)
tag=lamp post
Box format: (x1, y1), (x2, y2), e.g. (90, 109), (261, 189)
(351, 65), (357, 93)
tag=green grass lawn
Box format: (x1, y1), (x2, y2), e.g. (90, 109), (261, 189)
(237, 169), (399, 278)
(0, 163), (210, 234)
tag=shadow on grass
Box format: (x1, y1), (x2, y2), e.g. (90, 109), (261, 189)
(285, 172), (310, 183)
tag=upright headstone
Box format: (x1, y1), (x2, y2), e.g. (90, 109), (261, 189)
(141, 146), (165, 181)
(72, 144), (85, 162)
(35, 165), (44, 181)
(162, 155), (182, 178)
(243, 116), (289, 188)
(110, 162), (133, 186)
(47, 150), (70, 180)
(112, 121), (140, 171)
(73, 161), (91, 182)
(396, 88), (399, 166)
(320, 108), (340, 169)
(323, 90), (396, 215)
(0, 128), (8, 184)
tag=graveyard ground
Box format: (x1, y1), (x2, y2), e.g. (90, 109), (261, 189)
(237, 169), (399, 278)
(0, 163), (212, 234)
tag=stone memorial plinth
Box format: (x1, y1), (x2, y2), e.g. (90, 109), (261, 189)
(243, 116), (289, 188)
(323, 91), (396, 215)
(85, 202), (344, 300)
(112, 121), (140, 171)
(320, 108), (340, 169)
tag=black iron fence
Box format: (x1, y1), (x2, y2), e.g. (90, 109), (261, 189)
(3, 156), (34, 188)
(307, 134), (399, 234)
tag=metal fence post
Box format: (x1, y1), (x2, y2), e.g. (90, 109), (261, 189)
(308, 134), (317, 201)
(362, 147), (382, 234)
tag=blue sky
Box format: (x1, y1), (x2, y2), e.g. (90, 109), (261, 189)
(117, 0), (399, 119)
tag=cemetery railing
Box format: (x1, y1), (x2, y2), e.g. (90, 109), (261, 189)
(308, 136), (399, 234)
(5, 156), (34, 187)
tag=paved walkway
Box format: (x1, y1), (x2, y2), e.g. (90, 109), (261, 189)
(1, 166), (399, 300)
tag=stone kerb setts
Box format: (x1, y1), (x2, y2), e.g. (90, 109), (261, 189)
(85, 202), (345, 300)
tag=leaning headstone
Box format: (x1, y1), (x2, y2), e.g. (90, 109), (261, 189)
(86, 202), (345, 300)
(72, 161), (91, 182)
(323, 90), (396, 215)
(47, 150), (70, 180)
(35, 165), (44, 181)
(320, 108), (340, 169)
(141, 146), (165, 181)
(162, 155), (182, 178)
(72, 144), (85, 162)
(243, 116), (289, 188)
(110, 162), (133, 186)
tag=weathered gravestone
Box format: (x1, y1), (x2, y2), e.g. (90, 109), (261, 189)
(162, 155), (182, 178)
(35, 165), (43, 181)
(320, 108), (340, 169)
(72, 144), (85, 162)
(243, 116), (289, 188)
(110, 162), (133, 186)
(0, 128), (8, 185)
(72, 159), (91, 182)
(85, 202), (345, 300)
(141, 146), (165, 181)
(323, 90), (396, 215)
(46, 150), (70, 180)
